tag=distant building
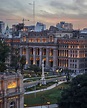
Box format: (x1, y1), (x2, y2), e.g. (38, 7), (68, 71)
(25, 25), (35, 31)
(35, 22), (46, 32)
(80, 28), (87, 34)
(0, 21), (5, 34)
(0, 72), (24, 108)
(56, 21), (73, 30)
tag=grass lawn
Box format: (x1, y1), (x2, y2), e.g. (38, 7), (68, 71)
(24, 82), (69, 107)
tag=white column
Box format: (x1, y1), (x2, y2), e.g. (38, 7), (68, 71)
(20, 46), (22, 56)
(41, 60), (45, 80)
(20, 95), (24, 108)
(33, 48), (36, 64)
(39, 48), (42, 66)
(16, 98), (19, 108)
(53, 49), (57, 69)
(4, 98), (7, 108)
(46, 48), (49, 67)
(26, 46), (29, 65)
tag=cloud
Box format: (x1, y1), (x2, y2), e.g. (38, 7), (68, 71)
(0, 0), (87, 29)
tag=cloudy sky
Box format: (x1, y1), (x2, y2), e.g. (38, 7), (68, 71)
(0, 0), (87, 29)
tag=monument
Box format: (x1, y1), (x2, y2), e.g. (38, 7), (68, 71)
(41, 60), (46, 85)
(0, 71), (24, 108)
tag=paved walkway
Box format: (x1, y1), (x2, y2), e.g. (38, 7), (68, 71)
(26, 104), (58, 108)
(25, 81), (66, 95)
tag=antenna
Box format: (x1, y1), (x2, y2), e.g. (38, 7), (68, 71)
(29, 1), (35, 29)
(33, 1), (35, 28)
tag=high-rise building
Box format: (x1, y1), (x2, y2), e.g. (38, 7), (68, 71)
(35, 22), (46, 32)
(56, 22), (73, 30)
(0, 21), (5, 34)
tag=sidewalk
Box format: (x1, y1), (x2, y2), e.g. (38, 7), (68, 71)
(26, 104), (58, 108)
(25, 81), (66, 95)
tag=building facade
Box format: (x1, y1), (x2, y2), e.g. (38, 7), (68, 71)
(4, 28), (87, 73)
(0, 72), (24, 108)
(56, 21), (73, 30)
(35, 22), (46, 32)
(58, 38), (87, 73)
(20, 30), (87, 73)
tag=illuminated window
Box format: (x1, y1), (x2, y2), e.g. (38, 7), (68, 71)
(49, 49), (53, 56)
(43, 48), (46, 55)
(37, 38), (40, 42)
(23, 37), (26, 42)
(29, 38), (34, 42)
(42, 38), (46, 42)
(8, 81), (17, 89)
(49, 36), (54, 42)
(36, 48), (39, 55)
(23, 48), (26, 55)
(30, 48), (33, 55)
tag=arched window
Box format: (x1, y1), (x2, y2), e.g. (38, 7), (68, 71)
(10, 101), (15, 108)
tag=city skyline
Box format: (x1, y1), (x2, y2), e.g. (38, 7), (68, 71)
(0, 0), (87, 29)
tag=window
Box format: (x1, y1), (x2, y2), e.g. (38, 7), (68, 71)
(10, 101), (15, 108)
(70, 59), (72, 62)
(42, 38), (46, 42)
(49, 36), (54, 42)
(75, 64), (77, 68)
(23, 37), (26, 42)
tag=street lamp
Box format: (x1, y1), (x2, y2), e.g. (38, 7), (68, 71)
(56, 69), (62, 76)
(56, 69), (59, 85)
(56, 69), (63, 84)
(47, 101), (50, 108)
(34, 82), (37, 98)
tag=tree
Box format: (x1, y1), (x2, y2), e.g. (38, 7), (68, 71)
(0, 39), (9, 72)
(63, 68), (73, 82)
(29, 65), (41, 76)
(20, 55), (26, 73)
(58, 73), (87, 108)
(10, 54), (20, 72)
(10, 48), (20, 72)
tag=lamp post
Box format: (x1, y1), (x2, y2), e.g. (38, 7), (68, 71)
(47, 101), (50, 108)
(56, 69), (59, 85)
(56, 69), (62, 84)
(34, 84), (36, 98)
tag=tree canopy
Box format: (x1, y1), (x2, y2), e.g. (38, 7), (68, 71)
(0, 39), (9, 72)
(58, 73), (87, 108)
(20, 55), (26, 73)
(29, 65), (41, 75)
